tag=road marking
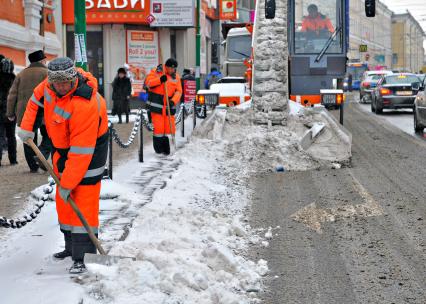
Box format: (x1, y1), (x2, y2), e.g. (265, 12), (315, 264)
(291, 170), (384, 234)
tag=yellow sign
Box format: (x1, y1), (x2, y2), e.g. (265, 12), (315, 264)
(359, 45), (368, 52)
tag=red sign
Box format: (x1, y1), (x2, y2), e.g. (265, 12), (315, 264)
(219, 0), (237, 20)
(62, 0), (150, 24)
(146, 14), (156, 24)
(183, 80), (196, 103)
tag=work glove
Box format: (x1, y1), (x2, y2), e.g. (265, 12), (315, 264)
(160, 75), (168, 83)
(58, 187), (72, 202)
(17, 128), (35, 144)
(171, 73), (176, 80)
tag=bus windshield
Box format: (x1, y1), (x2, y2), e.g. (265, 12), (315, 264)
(227, 35), (252, 60)
(294, 0), (342, 54)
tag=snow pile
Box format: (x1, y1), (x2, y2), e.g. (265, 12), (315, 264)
(220, 107), (320, 173)
(79, 137), (267, 303)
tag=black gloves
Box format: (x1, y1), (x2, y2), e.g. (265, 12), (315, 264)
(171, 73), (176, 80)
(160, 75), (168, 83)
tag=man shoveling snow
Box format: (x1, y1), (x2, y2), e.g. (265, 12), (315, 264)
(18, 57), (109, 274)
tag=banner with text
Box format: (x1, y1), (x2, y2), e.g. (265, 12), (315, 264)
(126, 30), (159, 96)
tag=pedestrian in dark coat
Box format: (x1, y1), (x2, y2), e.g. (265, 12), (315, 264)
(7, 50), (52, 172)
(0, 58), (17, 166)
(112, 67), (132, 124)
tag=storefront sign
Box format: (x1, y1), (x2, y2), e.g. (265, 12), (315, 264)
(219, 0), (236, 20)
(183, 80), (196, 103)
(149, 0), (195, 27)
(126, 30), (159, 96)
(62, 0), (150, 24)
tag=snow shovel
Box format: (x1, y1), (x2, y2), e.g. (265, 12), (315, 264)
(26, 139), (135, 266)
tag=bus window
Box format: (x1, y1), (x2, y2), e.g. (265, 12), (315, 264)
(294, 0), (342, 54)
(227, 35), (252, 60)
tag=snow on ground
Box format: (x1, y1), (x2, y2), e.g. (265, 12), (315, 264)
(0, 113), (268, 303)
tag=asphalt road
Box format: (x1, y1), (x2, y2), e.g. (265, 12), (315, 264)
(249, 101), (426, 303)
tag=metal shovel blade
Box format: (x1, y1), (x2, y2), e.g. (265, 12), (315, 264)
(84, 253), (136, 266)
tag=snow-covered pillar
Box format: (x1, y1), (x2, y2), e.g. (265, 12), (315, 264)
(252, 0), (289, 126)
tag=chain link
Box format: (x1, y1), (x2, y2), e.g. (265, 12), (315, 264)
(0, 178), (55, 229)
(110, 109), (143, 149)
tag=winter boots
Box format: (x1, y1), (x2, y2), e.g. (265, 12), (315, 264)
(69, 261), (87, 274)
(53, 230), (72, 260)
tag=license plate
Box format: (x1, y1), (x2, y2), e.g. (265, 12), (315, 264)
(322, 94), (336, 105)
(205, 95), (218, 106)
(396, 91), (412, 96)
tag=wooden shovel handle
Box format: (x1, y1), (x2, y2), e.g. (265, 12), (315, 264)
(26, 139), (107, 255)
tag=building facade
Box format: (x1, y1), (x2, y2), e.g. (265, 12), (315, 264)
(348, 0), (393, 69)
(0, 0), (61, 71)
(391, 13), (425, 73)
(60, 0), (220, 106)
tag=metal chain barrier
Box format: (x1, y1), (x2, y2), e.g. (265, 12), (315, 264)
(0, 178), (55, 229)
(110, 109), (143, 149)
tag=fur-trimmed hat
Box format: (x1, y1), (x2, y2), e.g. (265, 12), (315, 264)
(28, 50), (46, 63)
(48, 57), (77, 83)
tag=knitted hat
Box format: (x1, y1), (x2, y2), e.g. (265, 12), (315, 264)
(1, 58), (14, 74)
(165, 58), (178, 68)
(48, 57), (77, 83)
(28, 50), (46, 63)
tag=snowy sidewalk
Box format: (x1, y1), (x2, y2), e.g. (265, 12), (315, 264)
(0, 112), (268, 304)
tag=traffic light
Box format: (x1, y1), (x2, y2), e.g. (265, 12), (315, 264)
(365, 0), (376, 17)
(265, 0), (276, 19)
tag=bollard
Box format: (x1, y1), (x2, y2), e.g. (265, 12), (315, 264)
(139, 114), (144, 163)
(108, 124), (113, 180)
(340, 102), (344, 125)
(181, 103), (185, 138)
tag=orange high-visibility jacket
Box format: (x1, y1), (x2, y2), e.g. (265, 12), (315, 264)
(145, 68), (182, 115)
(301, 14), (334, 33)
(20, 70), (109, 190)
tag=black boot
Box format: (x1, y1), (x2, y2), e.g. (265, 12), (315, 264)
(69, 260), (87, 274)
(53, 230), (72, 260)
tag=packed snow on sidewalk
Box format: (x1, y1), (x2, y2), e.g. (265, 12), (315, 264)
(0, 110), (269, 303)
(0, 102), (335, 303)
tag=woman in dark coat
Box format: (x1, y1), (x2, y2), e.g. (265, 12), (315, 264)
(0, 57), (17, 166)
(112, 67), (132, 123)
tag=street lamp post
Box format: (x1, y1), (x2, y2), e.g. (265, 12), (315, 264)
(196, 0), (201, 91)
(74, 0), (88, 71)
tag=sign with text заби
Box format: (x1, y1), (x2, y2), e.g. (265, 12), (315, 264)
(62, 0), (150, 24)
(126, 30), (159, 96)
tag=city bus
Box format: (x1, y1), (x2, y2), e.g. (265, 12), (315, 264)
(346, 62), (369, 90)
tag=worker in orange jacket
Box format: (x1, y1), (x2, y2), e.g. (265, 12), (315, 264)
(145, 58), (182, 155)
(301, 4), (334, 35)
(18, 57), (108, 274)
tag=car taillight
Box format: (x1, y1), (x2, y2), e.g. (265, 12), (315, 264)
(380, 88), (391, 95)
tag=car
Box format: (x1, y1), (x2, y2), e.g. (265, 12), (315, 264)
(414, 76), (426, 133)
(371, 73), (422, 114)
(360, 70), (393, 101)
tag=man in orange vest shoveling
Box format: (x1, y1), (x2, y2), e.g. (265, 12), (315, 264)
(145, 58), (182, 155)
(18, 57), (108, 274)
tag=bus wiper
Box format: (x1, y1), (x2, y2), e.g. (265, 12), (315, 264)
(315, 26), (342, 63)
(232, 49), (250, 58)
